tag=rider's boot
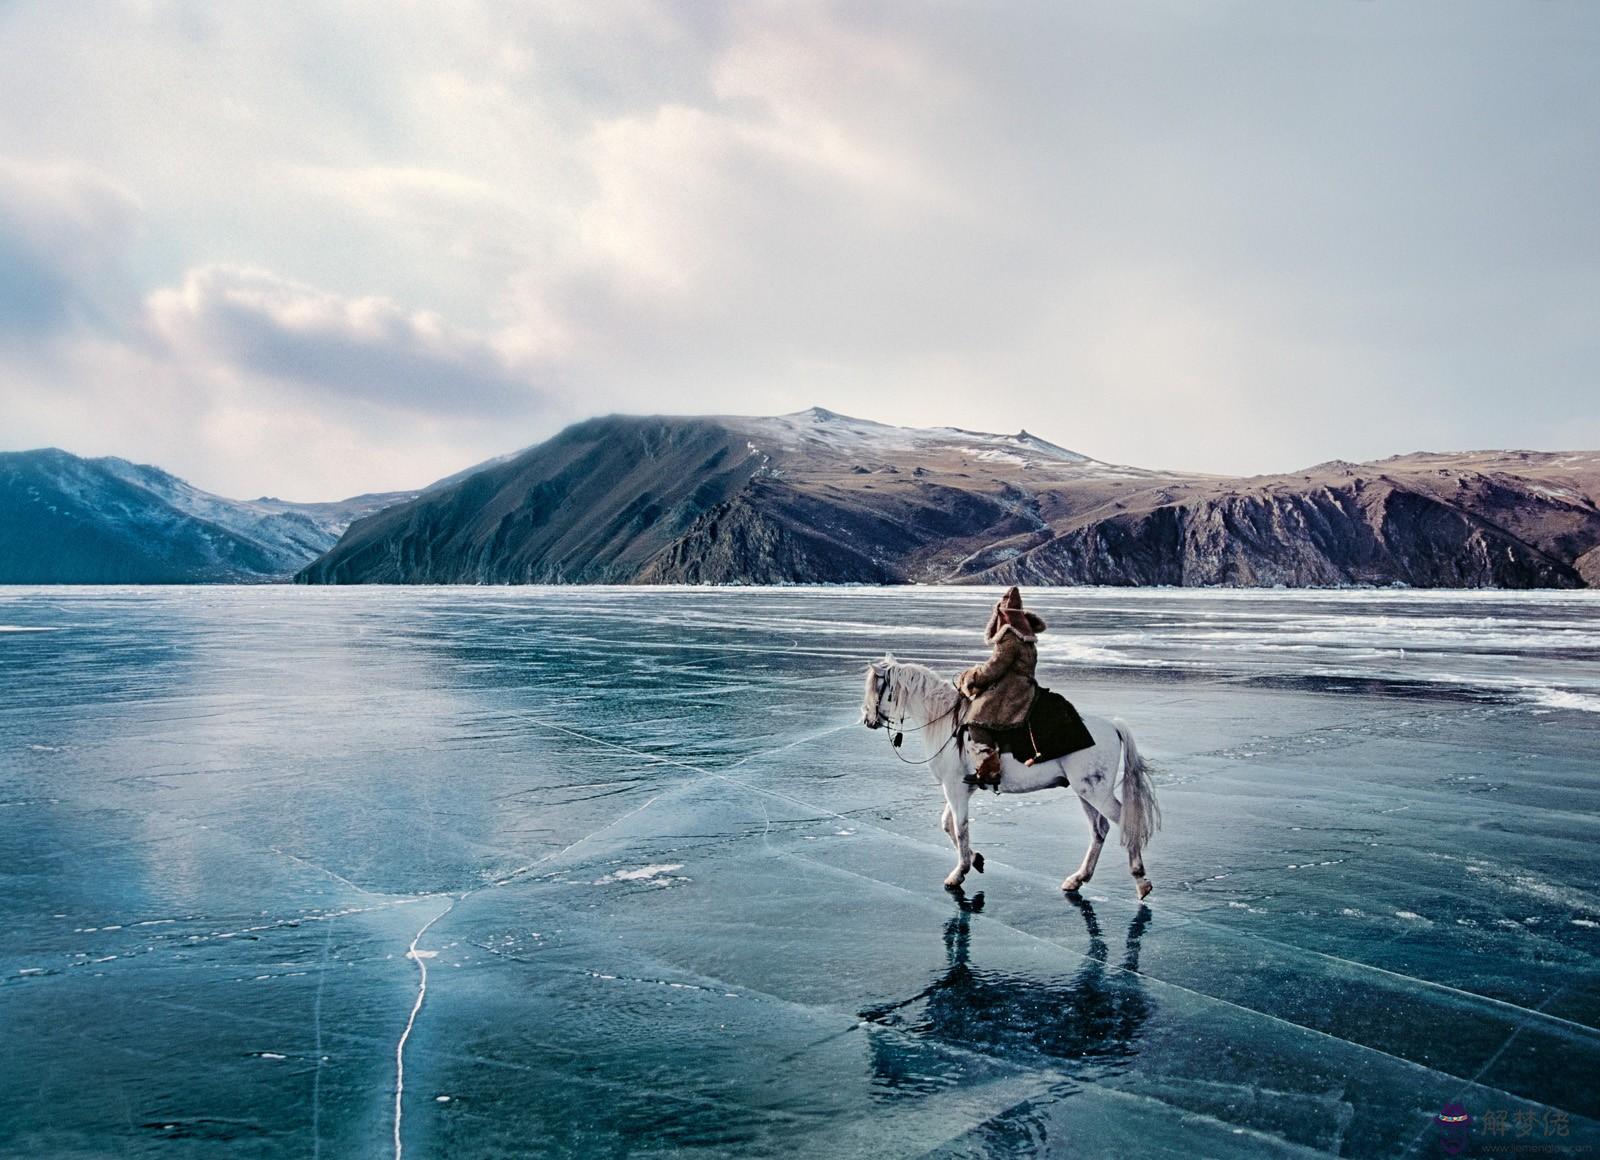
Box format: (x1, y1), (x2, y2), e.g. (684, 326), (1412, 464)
(966, 748), (1003, 791)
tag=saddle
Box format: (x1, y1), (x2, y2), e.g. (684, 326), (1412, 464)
(981, 686), (1096, 767)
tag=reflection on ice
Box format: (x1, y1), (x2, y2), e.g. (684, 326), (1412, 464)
(862, 894), (1152, 1089)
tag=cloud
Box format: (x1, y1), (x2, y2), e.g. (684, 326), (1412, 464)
(146, 265), (543, 416)
(0, 156), (141, 338)
(0, 150), (559, 495)
(0, 315), (541, 501)
(502, 7), (987, 403)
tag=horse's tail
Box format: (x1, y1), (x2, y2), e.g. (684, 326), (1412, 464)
(1113, 718), (1161, 851)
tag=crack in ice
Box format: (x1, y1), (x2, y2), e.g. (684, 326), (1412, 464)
(394, 897), (455, 1160)
(312, 918), (332, 1160)
(390, 790), (670, 1159)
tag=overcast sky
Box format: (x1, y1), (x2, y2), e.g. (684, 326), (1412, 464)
(1, 1), (1596, 499)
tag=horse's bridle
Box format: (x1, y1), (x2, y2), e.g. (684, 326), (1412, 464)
(866, 667), (895, 731)
(869, 663), (965, 765)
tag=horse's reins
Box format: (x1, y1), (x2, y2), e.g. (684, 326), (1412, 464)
(878, 670), (965, 765)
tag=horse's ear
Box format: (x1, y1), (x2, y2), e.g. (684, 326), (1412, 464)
(883, 652), (896, 664)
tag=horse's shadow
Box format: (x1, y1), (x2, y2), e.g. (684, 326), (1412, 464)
(858, 894), (1153, 1095)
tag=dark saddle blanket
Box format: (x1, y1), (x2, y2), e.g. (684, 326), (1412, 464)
(992, 687), (1095, 765)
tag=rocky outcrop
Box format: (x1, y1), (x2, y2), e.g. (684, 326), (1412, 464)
(1577, 546), (1600, 588)
(637, 487), (895, 584)
(978, 482), (1587, 588)
(978, 507), (1189, 586)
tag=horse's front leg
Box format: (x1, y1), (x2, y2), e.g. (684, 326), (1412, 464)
(937, 799), (961, 885)
(942, 787), (976, 890)
(1062, 797), (1110, 893)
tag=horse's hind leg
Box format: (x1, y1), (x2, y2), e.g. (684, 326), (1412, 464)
(1062, 797), (1109, 894)
(1128, 840), (1153, 901)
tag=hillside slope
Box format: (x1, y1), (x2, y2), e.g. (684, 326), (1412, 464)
(298, 410), (1600, 588)
(0, 449), (414, 583)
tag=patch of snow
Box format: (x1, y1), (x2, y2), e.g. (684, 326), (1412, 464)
(726, 409), (1124, 472)
(593, 863), (684, 885)
(1531, 688), (1600, 714)
(958, 447), (1028, 466)
(1527, 484), (1585, 504)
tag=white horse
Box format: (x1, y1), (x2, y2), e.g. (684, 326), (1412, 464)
(861, 656), (1161, 899)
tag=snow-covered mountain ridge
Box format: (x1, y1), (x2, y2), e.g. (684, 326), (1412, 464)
(0, 448), (415, 583)
(730, 407), (1101, 470)
(297, 409), (1600, 588)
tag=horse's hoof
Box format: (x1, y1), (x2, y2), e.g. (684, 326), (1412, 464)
(1136, 879), (1153, 901)
(971, 853), (985, 874)
(944, 875), (965, 890)
(1061, 876), (1084, 893)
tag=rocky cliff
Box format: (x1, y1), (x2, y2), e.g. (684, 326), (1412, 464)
(297, 410), (1600, 589)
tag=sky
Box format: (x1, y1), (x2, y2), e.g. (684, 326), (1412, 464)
(1, 1), (1597, 500)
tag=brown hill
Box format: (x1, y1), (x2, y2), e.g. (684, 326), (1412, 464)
(295, 410), (1600, 588)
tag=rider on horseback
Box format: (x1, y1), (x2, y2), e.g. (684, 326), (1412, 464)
(958, 586), (1046, 789)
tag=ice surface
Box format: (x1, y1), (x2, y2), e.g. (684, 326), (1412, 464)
(0, 585), (1596, 1157)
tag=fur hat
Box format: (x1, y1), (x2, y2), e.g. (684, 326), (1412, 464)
(984, 586), (1046, 644)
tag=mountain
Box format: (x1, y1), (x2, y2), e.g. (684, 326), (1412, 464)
(0, 449), (416, 583)
(296, 409), (1600, 588)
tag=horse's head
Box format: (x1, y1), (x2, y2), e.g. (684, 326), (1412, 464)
(861, 654), (896, 729)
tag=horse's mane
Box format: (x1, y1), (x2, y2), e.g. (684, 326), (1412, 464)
(888, 659), (962, 716)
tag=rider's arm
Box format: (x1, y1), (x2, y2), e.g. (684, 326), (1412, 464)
(959, 634), (1019, 693)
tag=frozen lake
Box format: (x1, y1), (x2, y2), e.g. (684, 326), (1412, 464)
(1, 586), (1597, 1157)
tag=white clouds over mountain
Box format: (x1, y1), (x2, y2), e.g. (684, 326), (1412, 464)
(0, 1), (1596, 498)
(147, 265), (540, 416)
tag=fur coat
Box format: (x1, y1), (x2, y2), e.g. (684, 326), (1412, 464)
(958, 609), (1046, 728)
